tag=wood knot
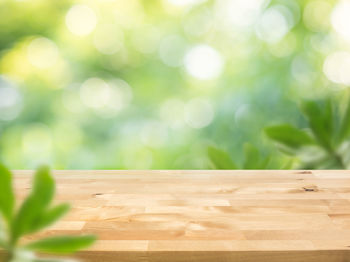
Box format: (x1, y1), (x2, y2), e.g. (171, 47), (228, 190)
(297, 171), (313, 174)
(302, 185), (318, 192)
(93, 193), (103, 196)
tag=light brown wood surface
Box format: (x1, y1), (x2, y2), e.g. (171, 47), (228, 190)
(4, 170), (350, 261)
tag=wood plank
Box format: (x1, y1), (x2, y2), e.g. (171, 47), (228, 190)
(1, 170), (350, 262)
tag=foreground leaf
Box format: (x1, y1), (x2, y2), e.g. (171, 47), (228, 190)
(243, 144), (262, 169)
(265, 124), (314, 150)
(26, 235), (96, 254)
(0, 164), (14, 223)
(337, 97), (350, 144)
(207, 146), (237, 169)
(9, 249), (76, 262)
(30, 203), (70, 233)
(12, 166), (55, 241)
(281, 159), (296, 169)
(301, 100), (333, 151)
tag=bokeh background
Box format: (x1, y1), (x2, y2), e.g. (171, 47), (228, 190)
(0, 0), (349, 169)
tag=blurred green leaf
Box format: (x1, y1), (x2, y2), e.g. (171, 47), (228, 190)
(265, 98), (348, 169)
(12, 166), (55, 241)
(300, 154), (340, 169)
(243, 144), (271, 169)
(281, 159), (296, 169)
(243, 144), (261, 169)
(337, 97), (350, 144)
(25, 235), (96, 254)
(207, 146), (237, 169)
(301, 100), (333, 151)
(0, 164), (14, 223)
(261, 157), (271, 169)
(0, 164), (96, 262)
(265, 124), (314, 150)
(30, 203), (70, 234)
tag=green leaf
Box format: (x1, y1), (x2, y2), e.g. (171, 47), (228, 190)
(259, 156), (271, 169)
(26, 235), (96, 254)
(265, 124), (314, 150)
(0, 163), (14, 223)
(281, 159), (295, 169)
(30, 203), (70, 233)
(337, 97), (350, 143)
(243, 144), (271, 169)
(301, 100), (333, 151)
(207, 146), (237, 169)
(12, 166), (55, 241)
(243, 144), (261, 169)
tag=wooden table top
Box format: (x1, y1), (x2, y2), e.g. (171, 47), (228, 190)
(9, 170), (350, 261)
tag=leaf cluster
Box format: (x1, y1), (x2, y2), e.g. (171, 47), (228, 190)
(0, 165), (95, 262)
(265, 98), (350, 169)
(207, 144), (272, 169)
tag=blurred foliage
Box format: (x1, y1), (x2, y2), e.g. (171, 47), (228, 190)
(0, 0), (349, 169)
(0, 164), (95, 262)
(208, 144), (274, 169)
(266, 96), (350, 169)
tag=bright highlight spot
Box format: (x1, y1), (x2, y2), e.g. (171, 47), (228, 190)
(27, 37), (58, 69)
(80, 78), (132, 117)
(80, 78), (110, 109)
(303, 0), (331, 32)
(184, 45), (224, 80)
(215, 0), (268, 28)
(256, 6), (291, 43)
(101, 78), (133, 117)
(323, 51), (350, 85)
(185, 98), (214, 128)
(0, 76), (22, 121)
(65, 5), (97, 36)
(331, 0), (350, 42)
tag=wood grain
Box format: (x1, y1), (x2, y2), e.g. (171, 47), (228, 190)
(2, 170), (350, 262)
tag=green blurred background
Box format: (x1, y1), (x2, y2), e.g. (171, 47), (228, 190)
(0, 0), (349, 169)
